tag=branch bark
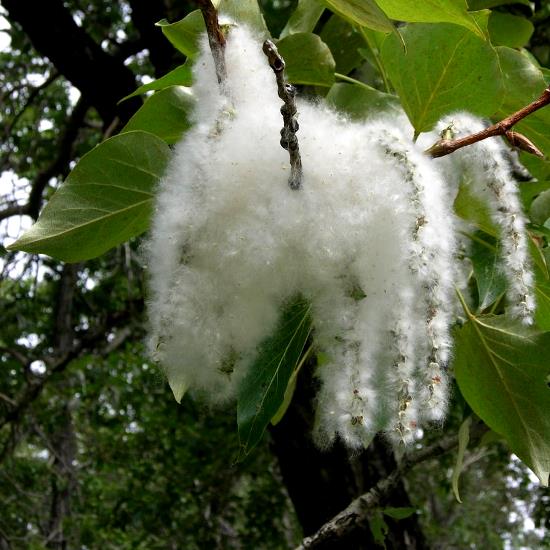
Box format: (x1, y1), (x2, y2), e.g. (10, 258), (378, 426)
(2, 0), (140, 126)
(297, 421), (488, 549)
(197, 0), (227, 86)
(263, 40), (303, 190)
(426, 86), (550, 158)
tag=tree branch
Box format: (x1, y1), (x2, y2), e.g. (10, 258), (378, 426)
(426, 86), (550, 158)
(2, 0), (140, 126)
(197, 0), (227, 86)
(3, 70), (60, 139)
(297, 421), (488, 549)
(263, 40), (303, 190)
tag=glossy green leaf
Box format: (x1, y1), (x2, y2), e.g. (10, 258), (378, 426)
(376, 0), (483, 37)
(454, 314), (550, 485)
(319, 0), (395, 33)
(454, 178), (498, 237)
(168, 379), (187, 404)
(532, 245), (550, 331)
(120, 62), (193, 102)
(368, 510), (389, 548)
(218, 0), (268, 34)
(468, 233), (506, 311)
(157, 10), (205, 59)
(520, 181), (550, 209)
(383, 507), (416, 520)
(237, 297), (312, 456)
(320, 15), (364, 74)
(530, 190), (550, 225)
(326, 82), (400, 119)
(452, 416), (472, 503)
(488, 12), (533, 48)
(280, 0), (324, 37)
(122, 86), (195, 144)
(7, 131), (171, 262)
(468, 0), (533, 14)
(277, 33), (336, 86)
(381, 23), (502, 135)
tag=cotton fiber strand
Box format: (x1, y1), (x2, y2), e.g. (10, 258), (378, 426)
(146, 24), (535, 448)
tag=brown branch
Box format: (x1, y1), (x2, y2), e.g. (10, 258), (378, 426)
(426, 86), (550, 158)
(263, 40), (303, 190)
(2, 0), (140, 126)
(197, 0), (227, 86)
(297, 421), (488, 549)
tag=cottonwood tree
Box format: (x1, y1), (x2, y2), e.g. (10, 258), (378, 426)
(1, 1), (550, 548)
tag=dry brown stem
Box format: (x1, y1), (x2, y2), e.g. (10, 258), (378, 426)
(426, 86), (550, 158)
(263, 39), (303, 190)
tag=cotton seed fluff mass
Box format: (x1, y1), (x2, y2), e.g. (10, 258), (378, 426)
(146, 23), (535, 448)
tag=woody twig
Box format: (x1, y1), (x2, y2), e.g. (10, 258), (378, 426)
(426, 86), (550, 158)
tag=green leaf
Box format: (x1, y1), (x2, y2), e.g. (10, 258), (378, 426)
(454, 178), (498, 237)
(495, 47), (550, 158)
(468, 233), (506, 311)
(326, 83), (400, 120)
(7, 131), (171, 262)
(237, 297), (312, 456)
(468, 0), (533, 14)
(319, 0), (395, 33)
(452, 416), (472, 503)
(277, 33), (336, 86)
(368, 510), (388, 548)
(520, 180), (550, 209)
(120, 62), (194, 102)
(454, 315), (550, 485)
(157, 10), (205, 59)
(530, 190), (550, 225)
(488, 12), (533, 48)
(280, 0), (325, 37)
(168, 379), (187, 404)
(320, 15), (364, 74)
(122, 86), (195, 144)
(376, 0), (483, 37)
(218, 0), (268, 34)
(382, 506), (416, 520)
(381, 23), (502, 135)
(532, 246), (550, 331)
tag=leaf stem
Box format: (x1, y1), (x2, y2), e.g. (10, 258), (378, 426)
(197, 0), (227, 87)
(426, 86), (550, 158)
(359, 27), (391, 93)
(459, 230), (498, 252)
(334, 72), (376, 92)
(455, 287), (474, 320)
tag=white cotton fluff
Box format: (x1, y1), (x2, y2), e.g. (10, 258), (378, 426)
(431, 114), (535, 324)
(146, 25), (535, 448)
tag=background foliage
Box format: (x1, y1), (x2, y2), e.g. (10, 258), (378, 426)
(1, 0), (550, 548)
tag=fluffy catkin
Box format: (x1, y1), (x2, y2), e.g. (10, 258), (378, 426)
(147, 25), (534, 448)
(433, 113), (535, 324)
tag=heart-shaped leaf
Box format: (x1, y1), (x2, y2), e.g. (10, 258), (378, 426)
(7, 131), (171, 261)
(237, 297), (312, 456)
(454, 314), (550, 485)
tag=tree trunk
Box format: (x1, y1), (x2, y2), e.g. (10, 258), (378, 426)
(270, 360), (428, 549)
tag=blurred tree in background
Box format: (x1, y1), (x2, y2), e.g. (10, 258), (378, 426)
(0, 1), (549, 548)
